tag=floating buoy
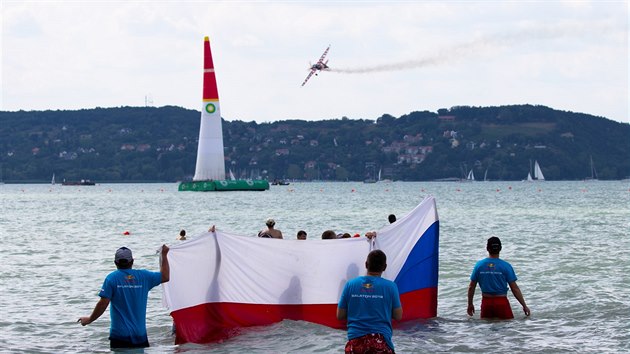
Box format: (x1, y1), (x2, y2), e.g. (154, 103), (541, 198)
(123, 231), (130, 235)
(351, 189), (355, 192)
(538, 189), (542, 192)
(496, 189), (500, 192)
(508, 186), (512, 190)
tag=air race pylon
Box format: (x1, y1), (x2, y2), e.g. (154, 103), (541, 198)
(179, 37), (269, 191)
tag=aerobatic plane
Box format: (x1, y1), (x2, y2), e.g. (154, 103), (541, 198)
(301, 46), (330, 87)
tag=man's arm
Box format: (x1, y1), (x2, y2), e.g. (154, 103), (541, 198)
(392, 306), (403, 321)
(467, 280), (477, 316)
(78, 297), (110, 326)
(508, 281), (530, 316)
(336, 307), (347, 321)
(160, 244), (170, 283)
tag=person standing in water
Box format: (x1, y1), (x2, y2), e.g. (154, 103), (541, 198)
(337, 249), (402, 353)
(78, 245), (170, 348)
(467, 236), (530, 319)
(258, 218), (283, 239)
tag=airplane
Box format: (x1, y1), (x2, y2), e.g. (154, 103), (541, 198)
(301, 45), (330, 87)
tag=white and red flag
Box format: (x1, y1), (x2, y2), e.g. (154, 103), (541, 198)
(162, 196), (439, 344)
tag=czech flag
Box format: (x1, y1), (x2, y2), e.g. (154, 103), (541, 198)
(162, 196), (439, 344)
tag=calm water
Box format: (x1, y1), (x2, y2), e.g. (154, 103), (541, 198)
(1, 181), (629, 353)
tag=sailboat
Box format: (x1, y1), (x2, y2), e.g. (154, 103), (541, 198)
(585, 156), (598, 181)
(534, 160), (545, 181)
(466, 169), (475, 182)
(483, 168), (488, 182)
(525, 160), (545, 181)
(51, 173), (56, 185)
(363, 163), (377, 183)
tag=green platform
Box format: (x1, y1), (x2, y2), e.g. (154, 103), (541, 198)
(178, 179), (269, 192)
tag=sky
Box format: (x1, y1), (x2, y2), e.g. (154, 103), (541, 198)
(1, 1), (628, 124)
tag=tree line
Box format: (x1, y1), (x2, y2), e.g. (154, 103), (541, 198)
(0, 104), (628, 182)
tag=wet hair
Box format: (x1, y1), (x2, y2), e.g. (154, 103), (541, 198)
(341, 233), (351, 238)
(179, 230), (186, 237)
(366, 250), (387, 273)
(487, 236), (502, 255)
(388, 214), (397, 223)
(321, 230), (337, 239)
(297, 230), (307, 239)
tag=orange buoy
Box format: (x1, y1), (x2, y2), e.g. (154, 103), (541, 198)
(123, 231), (130, 235)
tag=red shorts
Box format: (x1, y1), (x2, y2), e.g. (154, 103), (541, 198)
(345, 333), (394, 354)
(480, 296), (514, 319)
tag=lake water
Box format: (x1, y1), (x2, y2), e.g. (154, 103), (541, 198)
(1, 181), (629, 353)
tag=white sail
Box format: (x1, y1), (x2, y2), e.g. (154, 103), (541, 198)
(229, 169), (236, 181)
(589, 156), (598, 180)
(467, 169), (475, 181)
(526, 172), (533, 181)
(534, 160), (545, 181)
(51, 173), (55, 185)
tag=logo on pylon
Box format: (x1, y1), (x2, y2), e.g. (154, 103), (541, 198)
(205, 103), (216, 114)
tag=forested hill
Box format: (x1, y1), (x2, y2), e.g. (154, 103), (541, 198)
(1, 104), (628, 182)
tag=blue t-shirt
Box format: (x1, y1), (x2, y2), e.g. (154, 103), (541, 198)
(99, 269), (162, 343)
(470, 257), (517, 295)
(338, 275), (402, 351)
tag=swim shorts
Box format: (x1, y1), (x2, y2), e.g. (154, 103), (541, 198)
(480, 296), (514, 319)
(109, 337), (150, 348)
(345, 333), (394, 354)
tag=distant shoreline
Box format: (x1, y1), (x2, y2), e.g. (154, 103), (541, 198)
(2, 179), (628, 184)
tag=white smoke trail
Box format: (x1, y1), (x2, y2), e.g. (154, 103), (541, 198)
(329, 23), (618, 74)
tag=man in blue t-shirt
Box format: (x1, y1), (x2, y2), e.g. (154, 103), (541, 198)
(337, 249), (403, 354)
(467, 236), (530, 319)
(79, 245), (170, 348)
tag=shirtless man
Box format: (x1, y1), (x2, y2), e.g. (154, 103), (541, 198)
(258, 218), (283, 239)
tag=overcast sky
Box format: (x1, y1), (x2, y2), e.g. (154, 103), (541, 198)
(1, 1), (628, 124)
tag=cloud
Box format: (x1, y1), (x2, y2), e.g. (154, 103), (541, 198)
(1, 1), (627, 123)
